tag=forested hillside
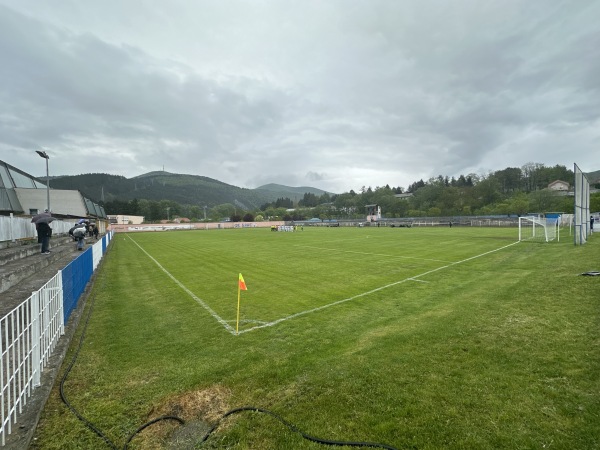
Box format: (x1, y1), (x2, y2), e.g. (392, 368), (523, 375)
(324, 163), (598, 221)
(49, 163), (599, 222)
(49, 171), (327, 211)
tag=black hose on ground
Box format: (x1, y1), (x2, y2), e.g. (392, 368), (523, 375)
(123, 415), (185, 449)
(199, 406), (398, 450)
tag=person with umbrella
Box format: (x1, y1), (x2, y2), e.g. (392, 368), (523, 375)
(71, 221), (87, 251)
(31, 210), (52, 224)
(35, 211), (54, 254)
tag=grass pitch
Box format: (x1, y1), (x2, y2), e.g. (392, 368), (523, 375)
(34, 226), (600, 449)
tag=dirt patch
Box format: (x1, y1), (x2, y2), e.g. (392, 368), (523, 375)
(132, 385), (232, 449)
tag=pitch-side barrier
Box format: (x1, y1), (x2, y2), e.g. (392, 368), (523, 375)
(0, 232), (114, 445)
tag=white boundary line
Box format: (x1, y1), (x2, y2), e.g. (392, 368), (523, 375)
(127, 235), (237, 334)
(128, 234), (518, 336)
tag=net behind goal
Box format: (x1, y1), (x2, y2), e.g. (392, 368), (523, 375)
(518, 217), (558, 242)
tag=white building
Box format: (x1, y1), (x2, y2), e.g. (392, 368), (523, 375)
(547, 180), (570, 191)
(365, 204), (381, 222)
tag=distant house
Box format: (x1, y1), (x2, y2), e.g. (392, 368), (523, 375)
(365, 204), (381, 222)
(548, 180), (570, 191)
(173, 217), (190, 223)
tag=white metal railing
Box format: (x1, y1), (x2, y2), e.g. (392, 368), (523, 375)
(0, 272), (63, 446)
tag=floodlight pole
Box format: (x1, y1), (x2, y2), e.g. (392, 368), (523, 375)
(36, 150), (50, 212)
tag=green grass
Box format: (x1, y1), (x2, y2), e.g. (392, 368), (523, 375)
(33, 227), (600, 449)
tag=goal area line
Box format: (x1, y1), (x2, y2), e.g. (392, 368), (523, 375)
(127, 235), (519, 336)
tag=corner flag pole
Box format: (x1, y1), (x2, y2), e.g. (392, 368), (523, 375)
(236, 284), (241, 335)
(236, 273), (247, 335)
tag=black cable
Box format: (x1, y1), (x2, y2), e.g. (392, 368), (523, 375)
(199, 406), (398, 450)
(123, 415), (185, 449)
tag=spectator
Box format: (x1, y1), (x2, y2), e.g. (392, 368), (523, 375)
(72, 223), (87, 251)
(37, 221), (52, 254)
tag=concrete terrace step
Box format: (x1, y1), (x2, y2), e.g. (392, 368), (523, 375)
(0, 236), (73, 267)
(0, 236), (101, 318)
(0, 237), (73, 293)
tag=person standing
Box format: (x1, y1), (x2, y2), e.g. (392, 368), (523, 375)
(591, 216), (595, 234)
(72, 223), (87, 251)
(37, 221), (52, 254)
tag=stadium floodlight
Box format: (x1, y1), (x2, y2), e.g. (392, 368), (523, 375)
(35, 150), (50, 212)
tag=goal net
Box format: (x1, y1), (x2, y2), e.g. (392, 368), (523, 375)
(518, 217), (558, 242)
(574, 163), (590, 245)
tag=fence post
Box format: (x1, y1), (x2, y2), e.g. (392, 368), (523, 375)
(0, 316), (5, 446)
(58, 271), (65, 336)
(9, 213), (15, 243)
(31, 292), (41, 387)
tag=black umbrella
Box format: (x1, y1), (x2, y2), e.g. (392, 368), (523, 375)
(34, 215), (55, 224)
(31, 212), (51, 223)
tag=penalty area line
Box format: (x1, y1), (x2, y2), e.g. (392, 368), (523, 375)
(127, 235), (236, 335)
(237, 240), (520, 335)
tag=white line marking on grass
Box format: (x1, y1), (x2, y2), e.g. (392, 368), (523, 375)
(127, 235), (236, 334)
(227, 320), (269, 325)
(237, 241), (520, 335)
(294, 245), (450, 263)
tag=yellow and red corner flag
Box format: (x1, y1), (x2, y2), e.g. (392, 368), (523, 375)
(236, 273), (248, 335)
(238, 273), (247, 291)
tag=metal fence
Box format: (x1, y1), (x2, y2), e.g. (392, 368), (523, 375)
(0, 231), (113, 445)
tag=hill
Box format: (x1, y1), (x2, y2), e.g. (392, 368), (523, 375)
(586, 170), (600, 184)
(255, 183), (330, 200)
(48, 172), (330, 209)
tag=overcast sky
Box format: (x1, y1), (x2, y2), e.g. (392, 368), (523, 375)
(0, 1), (598, 193)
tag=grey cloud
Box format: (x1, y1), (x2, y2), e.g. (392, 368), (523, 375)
(306, 172), (326, 182)
(1, 1), (599, 192)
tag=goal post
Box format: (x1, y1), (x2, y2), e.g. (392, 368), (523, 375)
(518, 216), (558, 242)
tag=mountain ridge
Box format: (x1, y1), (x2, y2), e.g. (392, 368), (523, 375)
(48, 172), (331, 208)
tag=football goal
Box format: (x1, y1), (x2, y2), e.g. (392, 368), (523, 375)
(518, 216), (558, 242)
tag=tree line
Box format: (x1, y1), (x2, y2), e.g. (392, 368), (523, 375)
(102, 163), (600, 222)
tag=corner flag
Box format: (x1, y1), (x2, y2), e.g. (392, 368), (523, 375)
(236, 273), (248, 335)
(239, 273), (247, 291)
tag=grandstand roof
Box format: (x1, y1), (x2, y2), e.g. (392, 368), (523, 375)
(0, 159), (106, 219)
